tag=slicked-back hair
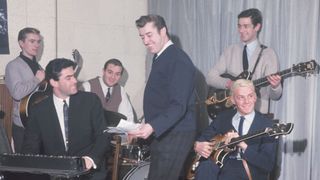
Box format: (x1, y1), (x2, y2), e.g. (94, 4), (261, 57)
(45, 58), (76, 82)
(103, 58), (124, 74)
(18, 27), (40, 41)
(135, 14), (170, 38)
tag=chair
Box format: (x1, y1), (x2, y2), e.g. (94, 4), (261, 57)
(110, 135), (122, 180)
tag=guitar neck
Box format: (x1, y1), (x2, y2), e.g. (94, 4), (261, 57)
(253, 68), (292, 87)
(218, 129), (268, 149)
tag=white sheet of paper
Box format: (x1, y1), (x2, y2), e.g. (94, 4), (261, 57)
(104, 120), (140, 134)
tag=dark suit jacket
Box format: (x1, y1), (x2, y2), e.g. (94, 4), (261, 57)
(196, 109), (278, 180)
(22, 91), (110, 179)
(144, 44), (197, 137)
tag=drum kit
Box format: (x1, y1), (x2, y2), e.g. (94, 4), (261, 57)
(118, 143), (150, 180)
(105, 111), (151, 180)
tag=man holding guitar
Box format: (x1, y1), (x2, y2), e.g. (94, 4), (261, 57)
(194, 79), (279, 180)
(206, 8), (282, 115)
(5, 27), (45, 153)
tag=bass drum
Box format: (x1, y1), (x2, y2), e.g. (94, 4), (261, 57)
(122, 162), (150, 180)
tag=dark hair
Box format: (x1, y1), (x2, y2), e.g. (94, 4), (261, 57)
(45, 58), (76, 81)
(18, 27), (40, 41)
(103, 58), (124, 74)
(238, 8), (263, 34)
(135, 14), (170, 38)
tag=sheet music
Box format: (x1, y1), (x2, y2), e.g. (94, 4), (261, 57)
(104, 120), (141, 134)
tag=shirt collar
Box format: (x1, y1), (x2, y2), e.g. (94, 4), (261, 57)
(53, 94), (70, 106)
(235, 110), (255, 122)
(244, 39), (258, 52)
(154, 40), (173, 59)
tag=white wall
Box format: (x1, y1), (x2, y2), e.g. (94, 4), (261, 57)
(0, 0), (148, 118)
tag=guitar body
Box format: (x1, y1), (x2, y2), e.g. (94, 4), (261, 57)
(19, 82), (49, 127)
(207, 88), (233, 119)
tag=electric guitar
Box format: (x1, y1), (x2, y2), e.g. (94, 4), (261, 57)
(207, 60), (319, 119)
(186, 122), (294, 180)
(19, 49), (81, 127)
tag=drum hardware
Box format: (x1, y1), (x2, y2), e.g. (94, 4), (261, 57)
(120, 145), (150, 165)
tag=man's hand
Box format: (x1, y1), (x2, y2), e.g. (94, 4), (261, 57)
(267, 74), (281, 88)
(82, 157), (94, 170)
(224, 131), (247, 151)
(35, 70), (45, 82)
(225, 80), (234, 89)
(194, 141), (214, 158)
(128, 123), (154, 139)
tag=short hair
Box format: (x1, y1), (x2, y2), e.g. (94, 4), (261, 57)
(238, 8), (263, 34)
(103, 58), (124, 74)
(230, 79), (256, 97)
(18, 27), (40, 41)
(45, 58), (76, 81)
(135, 14), (170, 38)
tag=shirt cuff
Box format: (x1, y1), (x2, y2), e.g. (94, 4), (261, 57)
(83, 156), (97, 169)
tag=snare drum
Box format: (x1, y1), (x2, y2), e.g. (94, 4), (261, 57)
(122, 162), (150, 180)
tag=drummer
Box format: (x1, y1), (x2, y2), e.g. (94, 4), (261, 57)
(81, 58), (135, 124)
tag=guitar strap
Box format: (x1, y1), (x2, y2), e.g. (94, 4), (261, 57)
(249, 44), (267, 80)
(242, 159), (253, 180)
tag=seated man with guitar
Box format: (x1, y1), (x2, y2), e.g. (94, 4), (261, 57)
(206, 8), (282, 116)
(193, 79), (284, 180)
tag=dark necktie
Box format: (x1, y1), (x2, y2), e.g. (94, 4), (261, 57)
(152, 54), (157, 62)
(63, 100), (69, 151)
(238, 116), (245, 136)
(106, 87), (111, 102)
(242, 45), (248, 71)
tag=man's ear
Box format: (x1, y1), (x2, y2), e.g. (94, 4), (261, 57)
(254, 23), (261, 32)
(18, 40), (24, 48)
(160, 27), (166, 36)
(49, 79), (57, 88)
(230, 95), (236, 105)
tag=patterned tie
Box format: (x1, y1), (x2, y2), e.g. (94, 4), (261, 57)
(242, 45), (248, 71)
(106, 87), (111, 102)
(63, 100), (69, 151)
(238, 116), (245, 136)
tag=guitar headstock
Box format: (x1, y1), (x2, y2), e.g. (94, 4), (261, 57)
(266, 123), (294, 137)
(72, 49), (81, 65)
(292, 60), (319, 77)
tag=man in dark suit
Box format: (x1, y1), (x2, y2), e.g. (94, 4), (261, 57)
(194, 79), (278, 180)
(22, 58), (110, 180)
(128, 14), (197, 180)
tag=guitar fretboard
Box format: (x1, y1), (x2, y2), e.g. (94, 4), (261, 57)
(253, 68), (292, 87)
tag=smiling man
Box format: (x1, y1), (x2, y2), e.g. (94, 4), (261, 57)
(206, 8), (282, 114)
(82, 59), (134, 123)
(194, 79), (278, 180)
(128, 14), (197, 180)
(22, 58), (110, 180)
